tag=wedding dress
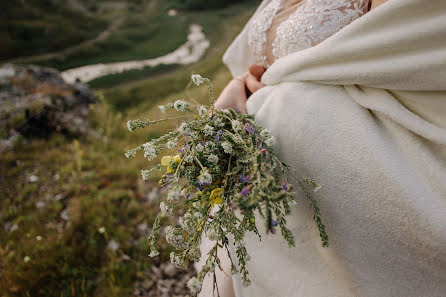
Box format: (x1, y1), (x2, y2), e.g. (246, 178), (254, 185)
(212, 0), (446, 296)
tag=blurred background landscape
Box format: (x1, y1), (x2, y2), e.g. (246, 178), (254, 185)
(0, 0), (258, 296)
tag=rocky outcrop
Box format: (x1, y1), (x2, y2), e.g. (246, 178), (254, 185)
(0, 64), (97, 151)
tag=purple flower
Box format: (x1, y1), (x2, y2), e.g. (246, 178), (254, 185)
(201, 141), (206, 146)
(239, 174), (250, 184)
(215, 130), (223, 141)
(197, 184), (205, 191)
(240, 186), (250, 197)
(186, 193), (191, 198)
(245, 125), (254, 134)
(282, 182), (288, 191)
(272, 220), (278, 227)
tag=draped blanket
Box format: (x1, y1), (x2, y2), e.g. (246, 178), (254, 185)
(221, 0), (446, 296)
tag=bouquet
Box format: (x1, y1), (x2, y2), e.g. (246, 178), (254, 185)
(125, 75), (328, 296)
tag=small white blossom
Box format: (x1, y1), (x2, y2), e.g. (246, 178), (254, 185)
(206, 261), (216, 272)
(158, 105), (166, 114)
(207, 154), (219, 164)
(192, 201), (201, 208)
(24, 256), (31, 263)
(265, 136), (276, 147)
(36, 235), (42, 241)
(149, 250), (159, 257)
(98, 227), (106, 234)
(203, 124), (214, 136)
(195, 143), (204, 152)
(194, 212), (203, 220)
(160, 201), (173, 216)
(314, 184), (322, 192)
(198, 169), (212, 185)
(178, 122), (190, 135)
(170, 252), (188, 268)
(142, 143), (156, 160)
(184, 154), (194, 163)
(187, 277), (202, 294)
(174, 100), (187, 112)
(179, 216), (195, 233)
(166, 140), (176, 150)
(191, 74), (204, 86)
(221, 142), (233, 154)
(141, 170), (151, 181)
(167, 188), (181, 201)
(205, 141), (216, 152)
(198, 106), (207, 117)
(206, 227), (219, 241)
(127, 120), (133, 132)
(231, 120), (242, 132)
(260, 128), (270, 138)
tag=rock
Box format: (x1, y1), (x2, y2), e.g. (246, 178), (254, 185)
(0, 64), (97, 151)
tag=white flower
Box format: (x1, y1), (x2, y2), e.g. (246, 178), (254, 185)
(207, 154), (219, 164)
(127, 120), (133, 132)
(142, 143), (156, 160)
(184, 154), (194, 163)
(198, 169), (212, 185)
(206, 261), (216, 272)
(36, 235), (42, 241)
(165, 227), (187, 249)
(191, 74), (204, 86)
(195, 143), (204, 152)
(178, 122), (190, 135)
(141, 170), (150, 181)
(24, 256), (31, 263)
(198, 106), (207, 117)
(166, 140), (176, 150)
(98, 227), (106, 234)
(167, 188), (180, 201)
(265, 136), (276, 147)
(160, 202), (173, 216)
(158, 105), (166, 114)
(314, 184), (322, 192)
(203, 124), (214, 136)
(179, 216), (195, 233)
(231, 120), (242, 132)
(187, 277), (202, 294)
(149, 250), (159, 257)
(170, 251), (188, 268)
(192, 201), (201, 208)
(194, 212), (203, 220)
(260, 128), (270, 138)
(205, 141), (216, 152)
(221, 142), (233, 154)
(174, 100), (187, 112)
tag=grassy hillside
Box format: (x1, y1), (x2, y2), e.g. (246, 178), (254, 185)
(0, 1), (258, 296)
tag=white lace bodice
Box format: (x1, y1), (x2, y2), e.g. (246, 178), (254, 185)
(248, 0), (369, 67)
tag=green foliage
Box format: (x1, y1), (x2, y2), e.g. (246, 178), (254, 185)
(0, 0), (108, 59)
(170, 0), (256, 10)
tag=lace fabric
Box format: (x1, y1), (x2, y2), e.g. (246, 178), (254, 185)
(248, 0), (369, 68)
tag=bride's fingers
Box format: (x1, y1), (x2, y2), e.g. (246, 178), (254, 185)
(246, 73), (266, 94)
(248, 64), (266, 81)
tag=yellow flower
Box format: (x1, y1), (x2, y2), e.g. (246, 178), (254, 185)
(167, 166), (175, 174)
(161, 156), (173, 166)
(250, 218), (255, 223)
(173, 154), (182, 163)
(209, 188), (223, 206)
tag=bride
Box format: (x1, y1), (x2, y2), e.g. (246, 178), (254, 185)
(197, 0), (446, 296)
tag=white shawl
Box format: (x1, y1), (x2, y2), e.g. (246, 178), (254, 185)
(221, 0), (446, 296)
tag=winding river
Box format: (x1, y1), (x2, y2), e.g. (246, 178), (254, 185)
(61, 24), (210, 84)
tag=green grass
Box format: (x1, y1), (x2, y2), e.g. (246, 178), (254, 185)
(0, 1), (259, 296)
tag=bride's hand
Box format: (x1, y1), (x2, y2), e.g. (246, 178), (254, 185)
(246, 64), (266, 95)
(214, 75), (249, 114)
(214, 64), (266, 114)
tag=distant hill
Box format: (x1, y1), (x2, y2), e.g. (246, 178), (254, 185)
(0, 0), (119, 60)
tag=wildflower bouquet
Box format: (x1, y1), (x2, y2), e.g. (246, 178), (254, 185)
(125, 75), (328, 296)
